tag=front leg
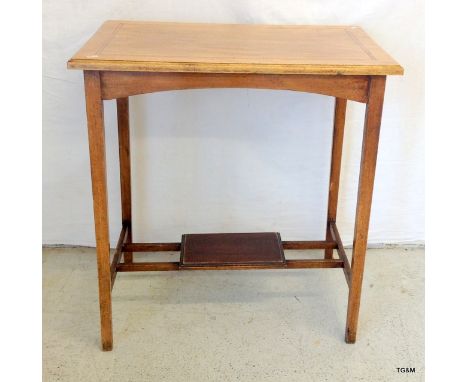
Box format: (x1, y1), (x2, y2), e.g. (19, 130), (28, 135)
(345, 76), (386, 343)
(84, 70), (113, 351)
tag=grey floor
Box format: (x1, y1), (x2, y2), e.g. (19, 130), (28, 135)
(43, 247), (424, 382)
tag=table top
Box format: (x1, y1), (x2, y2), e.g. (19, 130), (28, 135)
(67, 20), (403, 75)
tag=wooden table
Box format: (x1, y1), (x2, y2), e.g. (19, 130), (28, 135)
(68, 20), (403, 351)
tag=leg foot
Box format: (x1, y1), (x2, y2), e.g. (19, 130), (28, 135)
(102, 341), (113, 351)
(345, 328), (356, 344)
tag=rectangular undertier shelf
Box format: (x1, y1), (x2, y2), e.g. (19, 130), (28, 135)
(180, 232), (286, 269)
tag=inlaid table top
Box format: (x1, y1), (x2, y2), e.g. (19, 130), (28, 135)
(67, 20), (403, 75)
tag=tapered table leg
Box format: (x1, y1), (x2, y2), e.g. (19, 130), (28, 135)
(325, 98), (347, 259)
(345, 76), (386, 343)
(117, 97), (133, 263)
(84, 70), (113, 351)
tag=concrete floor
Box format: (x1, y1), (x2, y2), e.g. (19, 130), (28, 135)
(43, 247), (424, 381)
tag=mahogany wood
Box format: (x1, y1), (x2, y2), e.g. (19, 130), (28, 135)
(116, 97), (133, 263)
(329, 222), (351, 287)
(99, 71), (370, 103)
(122, 242), (181, 252)
(115, 259), (344, 272)
(73, 21), (402, 350)
(345, 76), (386, 344)
(180, 232), (286, 267)
(121, 240), (336, 252)
(68, 21), (403, 75)
(84, 71), (113, 351)
(110, 224), (128, 288)
(285, 259), (344, 269)
(325, 98), (347, 259)
(282, 240), (337, 250)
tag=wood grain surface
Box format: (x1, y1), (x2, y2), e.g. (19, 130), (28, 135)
(99, 71), (370, 102)
(68, 21), (403, 75)
(180, 232), (286, 268)
(345, 76), (386, 343)
(83, 71), (113, 351)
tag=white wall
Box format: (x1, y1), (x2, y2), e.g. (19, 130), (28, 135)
(43, 0), (424, 246)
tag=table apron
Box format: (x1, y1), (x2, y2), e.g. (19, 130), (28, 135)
(97, 71), (371, 103)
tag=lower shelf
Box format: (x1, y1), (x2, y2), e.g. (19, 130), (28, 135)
(111, 225), (350, 288)
(180, 232), (286, 269)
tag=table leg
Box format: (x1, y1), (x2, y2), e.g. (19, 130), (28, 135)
(117, 97), (133, 263)
(345, 76), (386, 343)
(84, 71), (113, 351)
(325, 98), (347, 259)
